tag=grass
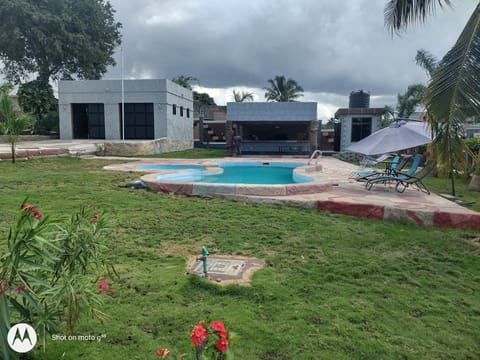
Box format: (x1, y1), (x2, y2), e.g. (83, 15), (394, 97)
(139, 148), (227, 159)
(0, 156), (479, 359)
(424, 175), (480, 212)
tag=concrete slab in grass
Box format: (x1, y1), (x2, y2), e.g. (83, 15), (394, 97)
(188, 255), (265, 286)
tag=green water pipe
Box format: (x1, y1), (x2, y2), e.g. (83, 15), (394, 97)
(196, 246), (209, 277)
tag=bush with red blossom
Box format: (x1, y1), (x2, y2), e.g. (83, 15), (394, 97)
(155, 320), (235, 359)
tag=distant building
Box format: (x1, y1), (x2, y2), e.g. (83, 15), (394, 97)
(58, 79), (193, 150)
(334, 90), (385, 151)
(193, 105), (227, 146)
(226, 102), (319, 154)
(318, 128), (335, 151)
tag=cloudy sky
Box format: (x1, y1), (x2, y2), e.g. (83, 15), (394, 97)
(103, 0), (477, 120)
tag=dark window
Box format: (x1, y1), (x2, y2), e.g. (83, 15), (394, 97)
(351, 117), (372, 142)
(120, 103), (154, 140)
(172, 104), (176, 115)
(180, 106), (184, 117)
(187, 108), (190, 118)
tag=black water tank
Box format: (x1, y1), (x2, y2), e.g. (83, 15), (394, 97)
(349, 90), (370, 108)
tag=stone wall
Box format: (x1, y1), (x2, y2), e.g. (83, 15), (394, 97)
(0, 135), (58, 143)
(100, 138), (193, 156)
(331, 152), (364, 163)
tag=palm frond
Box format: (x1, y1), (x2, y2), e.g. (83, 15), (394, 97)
(385, 0), (452, 33)
(425, 3), (480, 174)
(233, 90), (254, 102)
(415, 49), (438, 76)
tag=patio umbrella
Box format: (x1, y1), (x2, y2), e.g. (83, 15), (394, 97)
(346, 120), (432, 155)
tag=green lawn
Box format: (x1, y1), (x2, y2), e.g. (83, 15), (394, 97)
(0, 156), (479, 359)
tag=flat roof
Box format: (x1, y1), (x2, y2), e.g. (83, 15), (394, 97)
(335, 108), (385, 118)
(227, 102), (317, 122)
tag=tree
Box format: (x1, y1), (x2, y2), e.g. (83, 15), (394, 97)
(194, 92), (216, 107)
(233, 90), (254, 102)
(322, 118), (336, 129)
(415, 49), (438, 76)
(0, 0), (122, 83)
(381, 105), (396, 127)
(385, 0), (480, 196)
(17, 80), (59, 134)
(172, 75), (198, 90)
(171, 75), (216, 110)
(396, 83), (426, 118)
(0, 87), (34, 163)
(264, 75), (304, 102)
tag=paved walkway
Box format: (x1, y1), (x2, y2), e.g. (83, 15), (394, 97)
(0, 139), (100, 159)
(2, 140), (479, 229)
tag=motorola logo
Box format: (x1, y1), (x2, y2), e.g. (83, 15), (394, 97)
(7, 323), (37, 353)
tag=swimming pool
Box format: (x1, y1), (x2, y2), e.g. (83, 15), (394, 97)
(155, 162), (312, 185)
(137, 164), (205, 171)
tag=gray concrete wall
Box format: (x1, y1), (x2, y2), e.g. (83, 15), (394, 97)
(58, 79), (193, 145)
(227, 102), (317, 121)
(165, 81), (193, 140)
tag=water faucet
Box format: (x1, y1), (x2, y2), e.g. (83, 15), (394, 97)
(196, 246), (209, 277)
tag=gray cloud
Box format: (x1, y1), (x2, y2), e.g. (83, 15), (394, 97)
(104, 0), (476, 116)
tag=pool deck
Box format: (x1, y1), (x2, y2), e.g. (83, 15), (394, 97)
(105, 156), (480, 230)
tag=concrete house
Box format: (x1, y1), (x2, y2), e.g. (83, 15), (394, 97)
(226, 102), (319, 154)
(334, 90), (385, 152)
(58, 79), (193, 153)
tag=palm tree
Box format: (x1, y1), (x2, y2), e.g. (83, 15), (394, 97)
(233, 90), (254, 102)
(396, 83), (426, 118)
(0, 89), (33, 163)
(264, 75), (304, 102)
(385, 0), (480, 196)
(171, 75), (198, 90)
(381, 105), (396, 127)
(415, 49), (438, 76)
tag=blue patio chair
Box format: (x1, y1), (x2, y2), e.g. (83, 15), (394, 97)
(393, 166), (431, 194)
(354, 155), (402, 182)
(349, 153), (391, 179)
(364, 154), (424, 191)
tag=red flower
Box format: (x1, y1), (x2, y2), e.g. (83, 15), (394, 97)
(15, 284), (25, 293)
(210, 321), (227, 338)
(20, 203), (33, 210)
(155, 348), (170, 357)
(215, 337), (229, 353)
(98, 278), (114, 296)
(0, 287), (5, 296)
(21, 203), (42, 220)
(190, 321), (208, 346)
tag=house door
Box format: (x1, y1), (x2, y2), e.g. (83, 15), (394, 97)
(71, 103), (105, 139)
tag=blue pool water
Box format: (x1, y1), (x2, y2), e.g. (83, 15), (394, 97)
(156, 162), (312, 184)
(138, 164), (205, 171)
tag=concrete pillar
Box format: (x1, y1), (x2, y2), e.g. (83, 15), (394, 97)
(59, 104), (72, 139)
